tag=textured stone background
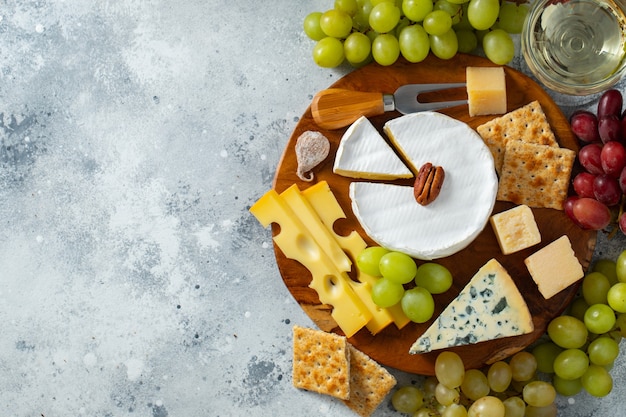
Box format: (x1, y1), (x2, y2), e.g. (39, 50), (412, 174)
(0, 1), (624, 416)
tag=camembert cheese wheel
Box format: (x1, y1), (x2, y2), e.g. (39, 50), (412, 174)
(350, 112), (498, 260)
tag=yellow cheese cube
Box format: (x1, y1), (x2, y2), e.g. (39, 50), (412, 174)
(524, 235), (584, 299)
(466, 66), (507, 117)
(490, 205), (541, 255)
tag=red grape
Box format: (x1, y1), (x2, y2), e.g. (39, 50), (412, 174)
(600, 140), (626, 177)
(598, 114), (623, 143)
(570, 110), (600, 143)
(593, 174), (622, 206)
(597, 89), (623, 118)
(573, 172), (596, 198)
(564, 196), (584, 228)
(571, 197), (612, 230)
(620, 166), (626, 194)
(579, 143), (605, 174)
(620, 213), (626, 235)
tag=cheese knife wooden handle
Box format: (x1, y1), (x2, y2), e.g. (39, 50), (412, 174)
(311, 88), (394, 130)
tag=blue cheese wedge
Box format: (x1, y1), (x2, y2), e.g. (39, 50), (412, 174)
(409, 258), (534, 354)
(333, 116), (413, 180)
(349, 112), (497, 260)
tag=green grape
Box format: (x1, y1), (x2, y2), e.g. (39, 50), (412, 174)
(587, 336), (620, 366)
(607, 282), (626, 313)
(319, 9), (353, 38)
(371, 33), (400, 65)
(402, 0), (433, 22)
(616, 312), (626, 337)
(399, 24), (430, 63)
(371, 0), (395, 5)
(423, 10), (453, 35)
(353, 0), (374, 31)
(435, 351), (465, 389)
(434, 0), (462, 25)
(524, 404), (557, 417)
(460, 369), (489, 401)
(487, 361), (512, 392)
(581, 364), (613, 397)
(344, 32), (372, 66)
(553, 349), (589, 380)
(394, 16), (412, 38)
(429, 29), (458, 59)
(415, 408), (438, 417)
(552, 374), (583, 396)
(582, 271), (611, 305)
(522, 381), (556, 408)
(435, 382), (460, 406)
(369, 2), (401, 33)
(380, 251), (417, 283)
(312, 37), (345, 67)
(356, 246), (389, 276)
(467, 0), (499, 30)
(335, 0), (359, 16)
(442, 404), (468, 417)
(303, 12), (327, 41)
(391, 385), (424, 413)
(547, 315), (588, 349)
(569, 297), (590, 322)
(584, 303), (616, 334)
(414, 263), (452, 294)
(401, 287), (435, 323)
(453, 3), (473, 30)
(482, 29), (514, 65)
(593, 259), (619, 285)
(502, 397), (525, 417)
(447, 0), (470, 3)
(617, 249), (626, 282)
(423, 376), (438, 400)
(509, 351), (537, 382)
(371, 277), (404, 307)
(456, 29), (478, 53)
(497, 2), (529, 34)
(532, 342), (563, 374)
(467, 396), (505, 417)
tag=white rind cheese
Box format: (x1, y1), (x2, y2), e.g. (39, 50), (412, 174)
(349, 112), (498, 260)
(409, 258), (534, 354)
(333, 116), (413, 180)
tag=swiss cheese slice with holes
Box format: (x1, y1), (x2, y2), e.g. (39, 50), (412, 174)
(350, 112), (498, 260)
(333, 116), (413, 180)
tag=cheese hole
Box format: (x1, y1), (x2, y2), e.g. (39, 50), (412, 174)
(322, 274), (342, 296)
(296, 233), (320, 260)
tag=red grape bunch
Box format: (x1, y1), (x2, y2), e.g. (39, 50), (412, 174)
(567, 89), (626, 235)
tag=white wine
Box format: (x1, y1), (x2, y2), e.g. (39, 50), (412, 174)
(522, 0), (626, 94)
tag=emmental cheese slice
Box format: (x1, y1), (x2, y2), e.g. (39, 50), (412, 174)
(333, 116), (413, 180)
(466, 66), (507, 117)
(409, 259), (534, 354)
(524, 235), (584, 299)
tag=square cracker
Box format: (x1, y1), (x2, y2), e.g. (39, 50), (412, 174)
(292, 325), (350, 400)
(343, 344), (397, 417)
(477, 101), (559, 174)
(497, 141), (575, 210)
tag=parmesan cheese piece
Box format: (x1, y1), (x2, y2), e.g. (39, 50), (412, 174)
(466, 66), (507, 117)
(524, 235), (584, 299)
(490, 205), (541, 255)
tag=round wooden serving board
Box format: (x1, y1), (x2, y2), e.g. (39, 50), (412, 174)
(271, 54), (597, 375)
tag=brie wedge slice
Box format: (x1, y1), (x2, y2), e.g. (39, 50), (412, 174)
(333, 116), (413, 180)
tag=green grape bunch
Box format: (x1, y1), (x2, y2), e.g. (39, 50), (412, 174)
(303, 0), (530, 68)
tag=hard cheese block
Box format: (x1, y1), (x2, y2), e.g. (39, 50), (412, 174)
(466, 66), (507, 117)
(409, 258), (534, 354)
(490, 205), (541, 255)
(524, 235), (584, 299)
(333, 116), (413, 180)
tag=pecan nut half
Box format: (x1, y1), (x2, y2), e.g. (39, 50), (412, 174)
(414, 162), (445, 206)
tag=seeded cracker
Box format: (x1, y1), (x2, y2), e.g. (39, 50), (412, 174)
(497, 141), (575, 210)
(343, 344), (397, 417)
(292, 325), (350, 400)
(476, 101), (559, 174)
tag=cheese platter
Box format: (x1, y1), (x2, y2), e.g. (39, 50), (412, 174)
(268, 53), (596, 375)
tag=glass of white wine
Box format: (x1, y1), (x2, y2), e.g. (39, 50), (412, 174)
(522, 0), (626, 95)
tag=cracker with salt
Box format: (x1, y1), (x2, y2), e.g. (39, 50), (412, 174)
(477, 100), (559, 174)
(497, 141), (575, 210)
(292, 325), (351, 400)
(343, 344), (397, 417)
